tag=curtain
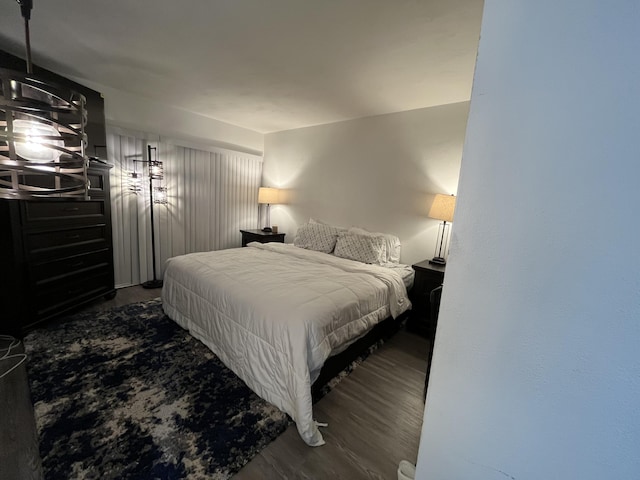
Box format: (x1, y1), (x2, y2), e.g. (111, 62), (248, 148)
(107, 128), (263, 287)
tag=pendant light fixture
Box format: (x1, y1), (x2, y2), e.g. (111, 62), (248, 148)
(0, 0), (89, 200)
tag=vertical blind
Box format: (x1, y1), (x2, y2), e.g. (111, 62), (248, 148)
(107, 128), (263, 287)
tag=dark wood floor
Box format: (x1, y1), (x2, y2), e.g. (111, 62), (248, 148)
(236, 328), (428, 479)
(0, 286), (428, 479)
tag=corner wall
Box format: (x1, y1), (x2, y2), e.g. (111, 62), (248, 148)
(416, 1), (640, 479)
(262, 104), (468, 265)
(75, 79), (264, 155)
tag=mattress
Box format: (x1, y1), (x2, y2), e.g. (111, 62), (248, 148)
(161, 242), (411, 446)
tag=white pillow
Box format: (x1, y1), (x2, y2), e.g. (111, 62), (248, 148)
(293, 222), (341, 253)
(309, 218), (347, 232)
(349, 227), (401, 263)
(334, 231), (386, 264)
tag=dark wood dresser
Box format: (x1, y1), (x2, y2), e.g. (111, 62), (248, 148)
(0, 162), (116, 337)
(240, 229), (286, 246)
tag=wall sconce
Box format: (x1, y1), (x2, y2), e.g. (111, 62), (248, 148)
(0, 0), (88, 200)
(428, 193), (456, 265)
(258, 187), (280, 232)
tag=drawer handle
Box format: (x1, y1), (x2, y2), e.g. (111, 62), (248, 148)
(71, 261), (85, 268)
(64, 207), (80, 212)
(66, 234), (81, 240)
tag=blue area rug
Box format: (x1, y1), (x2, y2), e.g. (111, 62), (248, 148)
(24, 299), (382, 479)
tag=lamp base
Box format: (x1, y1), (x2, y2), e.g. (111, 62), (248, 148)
(142, 279), (163, 289)
(261, 227), (273, 232)
(429, 257), (446, 266)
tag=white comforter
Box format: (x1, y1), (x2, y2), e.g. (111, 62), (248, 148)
(161, 242), (411, 446)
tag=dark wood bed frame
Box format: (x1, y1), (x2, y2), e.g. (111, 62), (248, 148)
(311, 310), (410, 401)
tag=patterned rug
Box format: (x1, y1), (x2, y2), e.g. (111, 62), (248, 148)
(23, 299), (382, 480)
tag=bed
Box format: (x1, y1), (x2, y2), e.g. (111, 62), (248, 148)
(161, 225), (412, 446)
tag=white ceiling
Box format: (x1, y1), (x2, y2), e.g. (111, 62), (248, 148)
(0, 0), (483, 133)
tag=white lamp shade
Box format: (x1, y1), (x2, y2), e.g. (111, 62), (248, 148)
(428, 194), (456, 222)
(12, 119), (64, 162)
(258, 187), (280, 204)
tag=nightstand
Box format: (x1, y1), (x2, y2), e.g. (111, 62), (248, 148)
(408, 259), (446, 338)
(240, 229), (286, 247)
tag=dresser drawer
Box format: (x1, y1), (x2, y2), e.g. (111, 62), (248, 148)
(23, 200), (105, 224)
(26, 225), (108, 258)
(34, 268), (112, 318)
(31, 249), (112, 283)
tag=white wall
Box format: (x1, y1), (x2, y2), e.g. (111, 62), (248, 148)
(416, 1), (640, 479)
(262, 104), (468, 265)
(74, 78), (264, 155)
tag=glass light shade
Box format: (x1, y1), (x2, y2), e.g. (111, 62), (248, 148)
(149, 161), (163, 180)
(12, 119), (64, 163)
(428, 194), (456, 223)
(153, 186), (167, 204)
(258, 187), (279, 204)
(128, 171), (142, 192)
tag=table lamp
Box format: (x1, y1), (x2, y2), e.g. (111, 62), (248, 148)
(258, 187), (280, 232)
(428, 193), (456, 265)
